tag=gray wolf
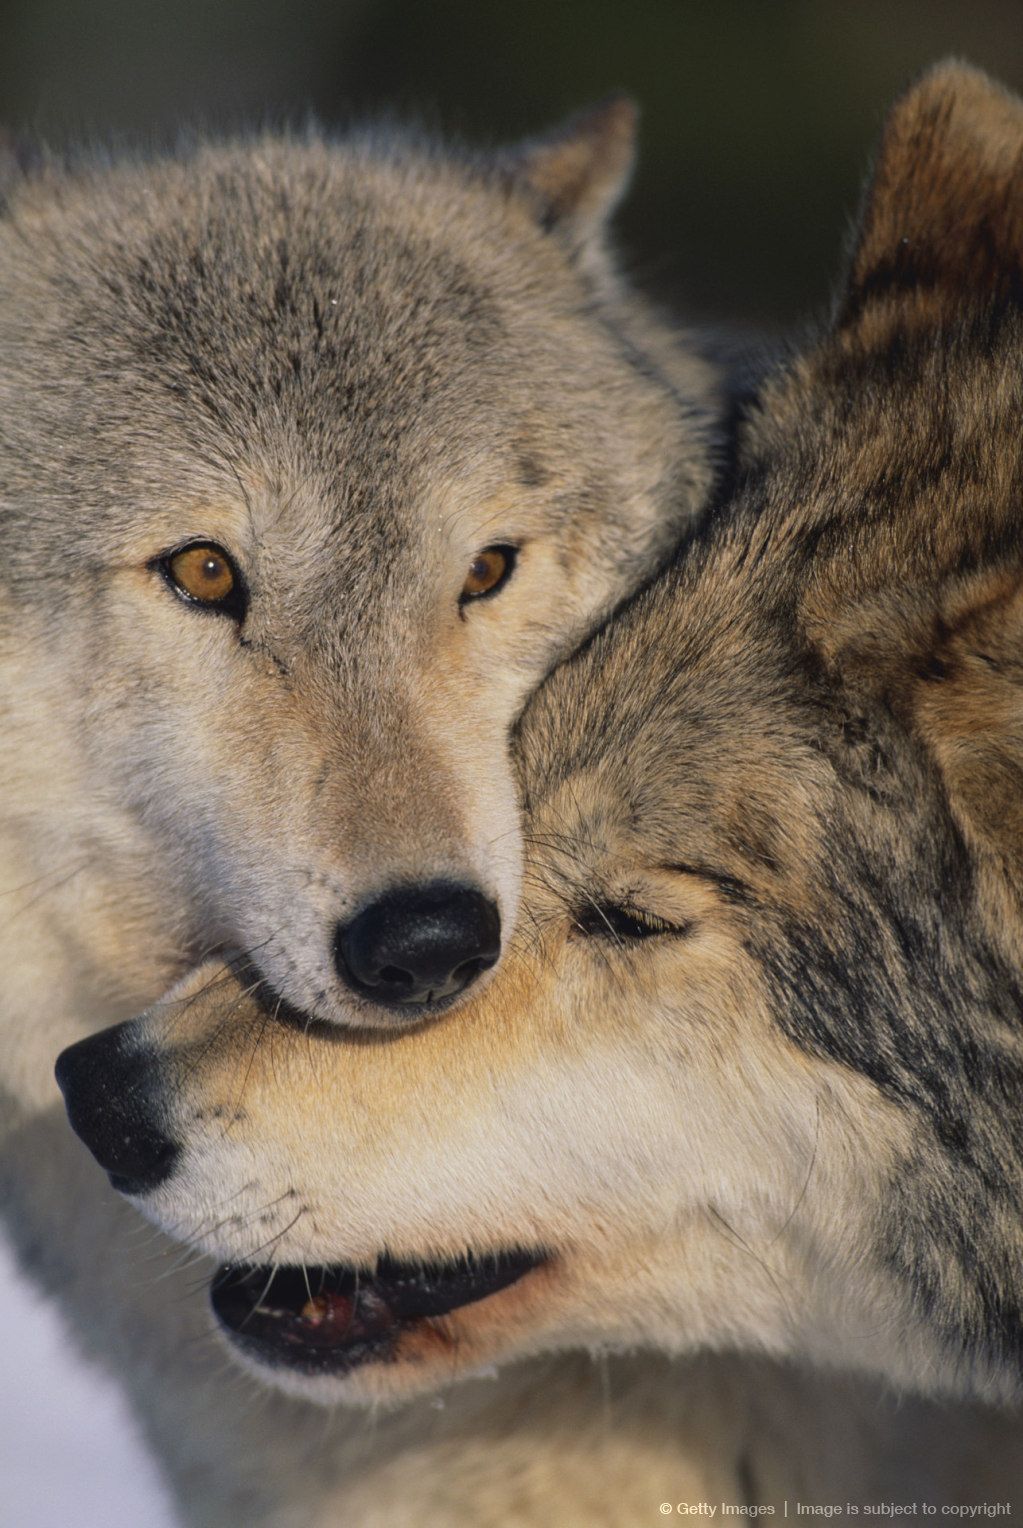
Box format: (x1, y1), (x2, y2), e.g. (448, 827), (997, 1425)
(0, 98), (721, 1038)
(74, 62), (1023, 1468)
(0, 105), (728, 1522)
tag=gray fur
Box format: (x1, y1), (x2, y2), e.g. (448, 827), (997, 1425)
(0, 108), (722, 1025)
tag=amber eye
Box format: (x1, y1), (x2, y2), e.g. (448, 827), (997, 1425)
(460, 544), (517, 604)
(157, 542), (246, 619)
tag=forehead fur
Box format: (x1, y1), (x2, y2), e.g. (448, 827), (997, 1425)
(0, 126), (691, 577)
(516, 535), (820, 890)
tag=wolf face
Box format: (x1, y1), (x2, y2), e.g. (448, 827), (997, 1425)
(62, 62), (1023, 1411)
(0, 102), (721, 1036)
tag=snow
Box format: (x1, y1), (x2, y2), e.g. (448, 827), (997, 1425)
(0, 1231), (179, 1528)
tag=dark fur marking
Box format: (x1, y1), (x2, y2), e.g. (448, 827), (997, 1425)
(237, 634), (291, 678)
(514, 449), (551, 490)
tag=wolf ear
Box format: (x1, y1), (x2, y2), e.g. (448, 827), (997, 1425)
(505, 96), (638, 249)
(839, 61), (1023, 327)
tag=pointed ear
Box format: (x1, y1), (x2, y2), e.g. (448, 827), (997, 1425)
(504, 96), (638, 249)
(840, 61), (1023, 327)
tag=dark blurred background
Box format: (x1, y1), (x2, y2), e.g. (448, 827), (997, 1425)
(2, 0), (1021, 329)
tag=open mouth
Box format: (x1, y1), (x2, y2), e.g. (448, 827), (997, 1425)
(210, 1248), (547, 1375)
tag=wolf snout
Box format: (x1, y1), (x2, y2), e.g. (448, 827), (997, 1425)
(55, 1024), (178, 1195)
(335, 880), (501, 1011)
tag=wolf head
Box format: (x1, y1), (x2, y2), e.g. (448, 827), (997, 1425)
(60, 62), (1023, 1408)
(1, 102), (721, 1029)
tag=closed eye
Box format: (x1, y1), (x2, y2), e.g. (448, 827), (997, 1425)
(572, 902), (689, 942)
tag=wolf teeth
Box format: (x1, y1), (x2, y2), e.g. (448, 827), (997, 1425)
(299, 1292), (354, 1328)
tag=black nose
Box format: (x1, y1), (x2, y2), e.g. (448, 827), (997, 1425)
(55, 1022), (178, 1195)
(336, 881), (501, 1009)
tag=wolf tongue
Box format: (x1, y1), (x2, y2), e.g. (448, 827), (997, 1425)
(297, 1287), (393, 1344)
(294, 1265), (489, 1335)
(298, 1267), (468, 1328)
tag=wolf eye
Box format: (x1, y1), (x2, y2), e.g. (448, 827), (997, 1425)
(460, 545), (517, 603)
(157, 542), (247, 620)
(573, 903), (687, 942)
